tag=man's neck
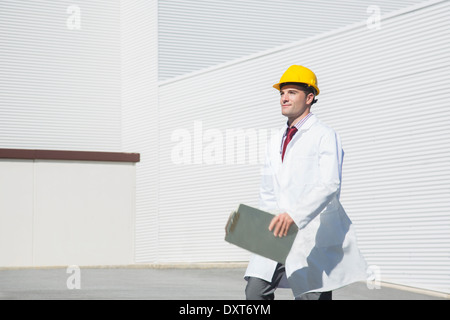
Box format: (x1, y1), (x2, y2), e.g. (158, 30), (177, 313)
(288, 111), (311, 128)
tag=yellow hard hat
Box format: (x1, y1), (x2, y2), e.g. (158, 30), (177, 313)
(273, 65), (320, 95)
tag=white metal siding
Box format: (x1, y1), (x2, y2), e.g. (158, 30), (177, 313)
(121, 0), (160, 262)
(158, 0), (426, 81)
(0, 1), (121, 151)
(157, 0), (450, 293)
(2, 0), (449, 294)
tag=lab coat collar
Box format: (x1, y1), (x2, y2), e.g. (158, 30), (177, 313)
(276, 114), (318, 167)
(284, 113), (317, 133)
(296, 113), (317, 132)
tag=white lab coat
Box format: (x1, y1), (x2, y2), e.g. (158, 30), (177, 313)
(245, 114), (368, 298)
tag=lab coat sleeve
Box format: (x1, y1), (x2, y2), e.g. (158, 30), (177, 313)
(290, 129), (343, 229)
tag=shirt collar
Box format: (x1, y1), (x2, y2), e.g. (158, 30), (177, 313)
(284, 112), (313, 133)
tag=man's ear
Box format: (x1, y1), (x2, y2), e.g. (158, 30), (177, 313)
(306, 93), (315, 105)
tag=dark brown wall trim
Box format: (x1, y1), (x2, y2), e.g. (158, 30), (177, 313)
(0, 148), (140, 163)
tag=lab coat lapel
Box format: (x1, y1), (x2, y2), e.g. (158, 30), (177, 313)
(281, 114), (318, 164)
(273, 115), (318, 187)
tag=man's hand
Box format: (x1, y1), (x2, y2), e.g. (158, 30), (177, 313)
(268, 213), (294, 237)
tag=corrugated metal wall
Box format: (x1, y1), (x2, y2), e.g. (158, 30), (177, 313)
(2, 0), (448, 294)
(121, 0), (160, 263)
(0, 0), (121, 151)
(156, 0), (450, 293)
(157, 0), (426, 81)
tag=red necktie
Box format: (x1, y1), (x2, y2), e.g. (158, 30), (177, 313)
(281, 127), (298, 162)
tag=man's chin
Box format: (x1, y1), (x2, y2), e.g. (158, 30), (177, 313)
(281, 111), (291, 117)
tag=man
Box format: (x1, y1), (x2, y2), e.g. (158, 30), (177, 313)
(244, 65), (367, 300)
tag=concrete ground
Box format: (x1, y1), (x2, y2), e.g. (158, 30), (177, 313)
(0, 265), (448, 300)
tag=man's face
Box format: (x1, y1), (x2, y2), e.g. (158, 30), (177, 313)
(279, 84), (313, 123)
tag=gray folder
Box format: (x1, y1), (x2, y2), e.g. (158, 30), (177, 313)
(224, 204), (298, 264)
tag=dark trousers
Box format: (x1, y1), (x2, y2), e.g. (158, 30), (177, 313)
(245, 263), (332, 300)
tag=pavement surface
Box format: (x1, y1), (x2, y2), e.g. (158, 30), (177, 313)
(0, 265), (448, 300)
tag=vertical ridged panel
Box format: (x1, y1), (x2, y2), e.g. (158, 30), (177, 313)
(121, 0), (160, 262)
(0, 0), (121, 151)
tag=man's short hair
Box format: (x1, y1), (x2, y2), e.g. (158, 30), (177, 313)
(280, 82), (318, 105)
